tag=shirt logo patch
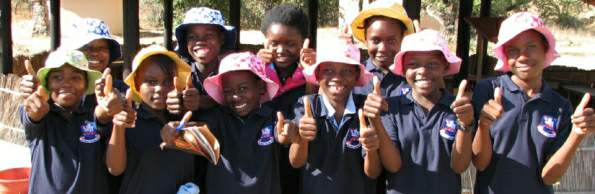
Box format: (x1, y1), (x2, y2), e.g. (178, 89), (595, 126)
(439, 118), (457, 140)
(257, 124), (275, 146)
(400, 87), (411, 95)
(79, 120), (100, 143)
(345, 128), (361, 149)
(537, 115), (558, 138)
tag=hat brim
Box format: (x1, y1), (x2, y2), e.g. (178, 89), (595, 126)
(175, 23), (237, 61)
(351, 7), (415, 44)
(37, 64), (102, 95)
(392, 48), (462, 77)
(493, 27), (559, 72)
(124, 48), (192, 102)
(303, 60), (373, 87)
(204, 70), (279, 105)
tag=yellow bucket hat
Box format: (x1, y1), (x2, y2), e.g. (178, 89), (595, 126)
(350, 0), (414, 44)
(124, 45), (192, 102)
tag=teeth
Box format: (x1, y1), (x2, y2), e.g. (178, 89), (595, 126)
(235, 103), (247, 109)
(88, 60), (100, 64)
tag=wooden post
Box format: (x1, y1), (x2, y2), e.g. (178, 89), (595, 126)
(455, 0), (473, 82)
(122, 0), (139, 78)
(0, 0), (12, 74)
(49, 0), (60, 50)
(403, 0), (421, 20)
(306, 0), (318, 48)
(229, 0), (240, 50)
(473, 0), (491, 80)
(163, 0), (173, 50)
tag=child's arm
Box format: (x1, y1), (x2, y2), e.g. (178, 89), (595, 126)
(289, 96), (316, 168)
(106, 90), (136, 176)
(472, 87), (503, 171)
(450, 80), (473, 173)
(541, 94), (594, 185)
(359, 109), (382, 178)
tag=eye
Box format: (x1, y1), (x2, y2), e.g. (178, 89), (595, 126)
(505, 48), (520, 58)
(370, 38), (380, 44)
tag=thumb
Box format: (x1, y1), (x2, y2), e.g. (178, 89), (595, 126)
(574, 93), (591, 115)
(25, 60), (36, 76)
(36, 85), (49, 102)
(358, 109), (367, 133)
(277, 111), (286, 135)
(173, 76), (183, 92)
(185, 75), (194, 90)
(125, 89), (134, 109)
(303, 38), (310, 49)
(494, 87), (502, 104)
(372, 76), (381, 95)
(103, 69), (113, 96)
(303, 96), (313, 118)
(456, 79), (468, 100)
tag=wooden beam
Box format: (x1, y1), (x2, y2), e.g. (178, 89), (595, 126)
(474, 0), (492, 80)
(122, 0), (139, 78)
(0, 0), (12, 74)
(49, 0), (60, 50)
(229, 0), (240, 50)
(306, 0), (318, 47)
(163, 0), (173, 50)
(455, 0), (473, 82)
(403, 0), (421, 20)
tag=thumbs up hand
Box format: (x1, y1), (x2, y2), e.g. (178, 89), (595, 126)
(451, 80), (474, 127)
(167, 76), (184, 114)
(20, 60), (39, 97)
(300, 38), (316, 69)
(364, 76), (387, 119)
(276, 111), (299, 144)
(24, 86), (50, 122)
(182, 75), (200, 111)
(96, 68), (123, 116)
(257, 39), (276, 64)
(359, 109), (379, 151)
(338, 25), (354, 45)
(113, 89), (137, 129)
(479, 87), (504, 129)
(571, 93), (594, 135)
(299, 96), (317, 141)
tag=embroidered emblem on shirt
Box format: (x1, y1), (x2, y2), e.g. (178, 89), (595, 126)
(79, 120), (100, 143)
(257, 124), (275, 146)
(537, 115), (558, 138)
(439, 118), (457, 140)
(400, 87), (411, 95)
(345, 128), (362, 149)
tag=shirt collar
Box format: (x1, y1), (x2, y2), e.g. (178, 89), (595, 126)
(500, 74), (556, 103)
(266, 63), (306, 96)
(320, 92), (356, 117)
(401, 89), (455, 107)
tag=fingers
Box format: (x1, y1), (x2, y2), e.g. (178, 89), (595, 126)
(303, 96), (313, 118)
(103, 68), (113, 96)
(494, 87), (502, 104)
(456, 79), (468, 100)
(180, 111), (193, 124)
(185, 75), (194, 90)
(25, 60), (35, 76)
(36, 86), (49, 102)
(572, 93), (592, 134)
(125, 89), (134, 108)
(574, 93), (591, 115)
(363, 94), (383, 118)
(359, 108), (367, 131)
(413, 19), (421, 32)
(372, 76), (381, 95)
(173, 76), (184, 92)
(277, 111), (287, 136)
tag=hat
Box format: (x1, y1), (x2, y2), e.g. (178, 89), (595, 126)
(493, 12), (559, 72)
(203, 52), (279, 105)
(38, 49), (102, 95)
(124, 45), (192, 102)
(175, 7), (237, 60)
(303, 44), (373, 86)
(391, 29), (461, 76)
(67, 18), (122, 63)
(350, 0), (415, 44)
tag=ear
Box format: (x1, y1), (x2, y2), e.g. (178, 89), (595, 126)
(257, 80), (267, 96)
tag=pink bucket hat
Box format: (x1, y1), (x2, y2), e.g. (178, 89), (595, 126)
(302, 44), (372, 86)
(493, 12), (559, 72)
(392, 29), (461, 76)
(203, 52), (279, 105)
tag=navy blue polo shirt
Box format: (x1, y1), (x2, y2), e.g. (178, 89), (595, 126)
(381, 91), (461, 194)
(472, 74), (572, 194)
(190, 61), (216, 96)
(113, 79), (129, 94)
(353, 58), (410, 98)
(20, 95), (109, 194)
(291, 93), (376, 194)
(197, 104), (282, 194)
(118, 104), (196, 194)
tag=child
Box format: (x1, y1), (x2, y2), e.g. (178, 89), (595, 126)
(364, 29), (474, 194)
(20, 49), (108, 194)
(104, 45), (196, 194)
(258, 4), (316, 113)
(471, 12), (595, 194)
(181, 52), (283, 193)
(20, 18), (126, 97)
(171, 7), (237, 112)
(349, 0), (415, 98)
(289, 43), (379, 194)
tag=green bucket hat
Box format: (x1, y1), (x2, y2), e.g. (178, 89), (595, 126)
(38, 49), (102, 95)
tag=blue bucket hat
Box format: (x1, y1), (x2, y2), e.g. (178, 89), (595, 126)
(68, 18), (122, 63)
(175, 7), (237, 61)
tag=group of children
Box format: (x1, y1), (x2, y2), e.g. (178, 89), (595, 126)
(18, 1), (594, 194)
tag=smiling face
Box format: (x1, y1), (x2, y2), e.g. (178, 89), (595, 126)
(504, 30), (548, 82)
(221, 71), (265, 117)
(135, 58), (175, 110)
(47, 65), (88, 109)
(316, 62), (359, 104)
(81, 39), (111, 72)
(186, 24), (225, 65)
(265, 23), (304, 69)
(365, 17), (405, 70)
(403, 51), (448, 100)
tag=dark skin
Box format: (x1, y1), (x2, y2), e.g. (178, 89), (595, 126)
(134, 61), (174, 122)
(221, 71), (266, 117)
(365, 17), (405, 72)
